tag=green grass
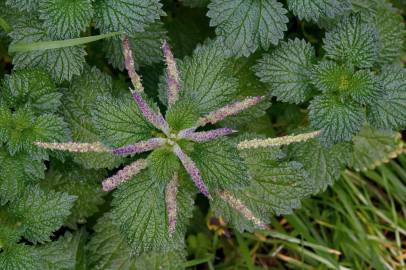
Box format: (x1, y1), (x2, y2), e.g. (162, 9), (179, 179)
(186, 154), (406, 269)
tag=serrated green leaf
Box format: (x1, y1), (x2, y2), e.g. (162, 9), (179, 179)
(5, 0), (39, 11)
(190, 139), (248, 191)
(6, 185), (76, 243)
(311, 61), (382, 105)
(255, 38), (315, 104)
(213, 145), (312, 232)
(64, 66), (123, 169)
(135, 250), (186, 270)
(39, 0), (93, 39)
(0, 210), (24, 247)
(148, 148), (181, 184)
(323, 13), (379, 68)
(103, 22), (167, 70)
(41, 161), (106, 228)
(165, 98), (200, 132)
(289, 138), (351, 192)
(112, 171), (194, 255)
(94, 0), (163, 35)
(9, 17), (86, 82)
(37, 230), (87, 270)
(350, 125), (404, 172)
(374, 4), (405, 64)
(367, 65), (406, 130)
(92, 96), (156, 148)
(207, 0), (288, 57)
(1, 68), (61, 114)
(177, 40), (239, 114)
(86, 213), (137, 270)
(309, 94), (366, 144)
(287, 0), (351, 22)
(0, 244), (41, 270)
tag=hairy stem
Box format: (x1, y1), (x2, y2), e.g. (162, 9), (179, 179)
(122, 36), (144, 92)
(102, 159), (148, 191)
(237, 131), (321, 149)
(34, 142), (109, 153)
(111, 138), (167, 156)
(165, 172), (179, 236)
(163, 40), (181, 107)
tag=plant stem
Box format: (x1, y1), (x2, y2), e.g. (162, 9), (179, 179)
(8, 32), (122, 53)
(0, 17), (11, 33)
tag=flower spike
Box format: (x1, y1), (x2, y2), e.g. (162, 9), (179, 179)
(112, 138), (167, 156)
(35, 142), (109, 153)
(237, 131), (321, 149)
(197, 96), (265, 127)
(163, 40), (181, 107)
(180, 128), (236, 142)
(172, 144), (211, 199)
(122, 36), (144, 92)
(165, 172), (179, 236)
(102, 159), (148, 191)
(218, 190), (268, 230)
(131, 90), (170, 134)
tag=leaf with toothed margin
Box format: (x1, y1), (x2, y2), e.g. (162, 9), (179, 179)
(323, 13), (379, 68)
(350, 125), (404, 172)
(367, 65), (406, 130)
(254, 38), (316, 104)
(9, 17), (86, 83)
(6, 0), (39, 11)
(212, 142), (313, 232)
(207, 0), (288, 57)
(92, 96), (156, 148)
(287, 0), (351, 22)
(0, 244), (41, 270)
(112, 171), (194, 255)
(288, 137), (352, 193)
(38, 0), (94, 39)
(64, 66), (123, 169)
(5, 185), (76, 244)
(309, 94), (366, 145)
(165, 98), (200, 132)
(94, 0), (164, 35)
(103, 22), (167, 70)
(177, 40), (239, 115)
(86, 213), (187, 270)
(1, 69), (62, 114)
(148, 148), (181, 185)
(189, 138), (248, 191)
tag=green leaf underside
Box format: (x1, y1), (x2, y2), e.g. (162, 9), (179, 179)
(178, 40), (239, 114)
(350, 125), (403, 172)
(255, 38), (315, 104)
(94, 0), (163, 35)
(213, 146), (313, 232)
(92, 96), (156, 148)
(207, 0), (288, 57)
(6, 186), (76, 243)
(289, 138), (351, 193)
(311, 61), (382, 105)
(112, 171), (194, 255)
(191, 139), (249, 191)
(309, 94), (366, 144)
(64, 66), (123, 169)
(287, 0), (351, 22)
(9, 18), (86, 82)
(87, 213), (186, 270)
(1, 69), (61, 114)
(367, 65), (406, 130)
(39, 0), (94, 39)
(323, 13), (378, 68)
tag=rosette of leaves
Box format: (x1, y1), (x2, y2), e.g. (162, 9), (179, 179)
(35, 38), (315, 257)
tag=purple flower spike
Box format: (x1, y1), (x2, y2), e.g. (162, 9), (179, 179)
(181, 128), (236, 142)
(112, 138), (167, 156)
(197, 96), (265, 127)
(122, 37), (144, 92)
(165, 172), (178, 236)
(172, 144), (212, 199)
(102, 159), (148, 191)
(162, 40), (181, 107)
(131, 90), (170, 134)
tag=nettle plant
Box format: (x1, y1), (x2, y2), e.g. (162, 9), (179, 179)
(0, 0), (405, 268)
